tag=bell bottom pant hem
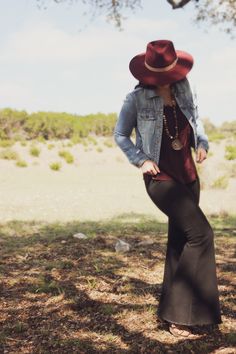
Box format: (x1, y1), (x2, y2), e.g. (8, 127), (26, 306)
(157, 312), (222, 327)
(143, 174), (222, 327)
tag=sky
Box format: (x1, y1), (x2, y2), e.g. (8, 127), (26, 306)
(0, 0), (235, 126)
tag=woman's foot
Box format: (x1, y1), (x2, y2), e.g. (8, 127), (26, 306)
(168, 323), (198, 338)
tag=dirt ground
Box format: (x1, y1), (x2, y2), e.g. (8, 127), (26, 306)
(0, 137), (235, 353)
(0, 137), (235, 223)
(0, 216), (235, 353)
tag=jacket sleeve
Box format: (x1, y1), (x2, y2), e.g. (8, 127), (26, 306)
(192, 85), (209, 153)
(113, 92), (150, 168)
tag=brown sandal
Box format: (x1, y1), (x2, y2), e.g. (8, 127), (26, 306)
(169, 323), (197, 338)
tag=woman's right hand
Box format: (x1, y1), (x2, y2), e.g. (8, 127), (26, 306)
(140, 160), (160, 176)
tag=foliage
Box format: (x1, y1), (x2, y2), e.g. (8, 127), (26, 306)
(16, 160), (28, 168)
(225, 145), (236, 160)
(0, 148), (19, 160)
(30, 146), (41, 157)
(0, 108), (235, 145)
(208, 132), (226, 142)
(36, 0), (236, 34)
(221, 120), (236, 138)
(168, 1), (235, 34)
(0, 109), (28, 139)
(0, 109), (117, 141)
(103, 138), (114, 148)
(193, 0), (236, 35)
(58, 150), (74, 164)
(202, 118), (235, 141)
(0, 140), (15, 148)
(211, 175), (229, 189)
(50, 162), (62, 171)
(37, 0), (141, 29)
(47, 143), (55, 150)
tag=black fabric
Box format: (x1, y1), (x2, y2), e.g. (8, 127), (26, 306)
(143, 173), (222, 326)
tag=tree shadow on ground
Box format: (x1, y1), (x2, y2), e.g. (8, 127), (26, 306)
(0, 212), (235, 353)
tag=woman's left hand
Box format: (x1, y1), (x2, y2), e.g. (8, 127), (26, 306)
(196, 147), (207, 163)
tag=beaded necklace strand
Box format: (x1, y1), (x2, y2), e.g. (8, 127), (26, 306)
(163, 98), (183, 150)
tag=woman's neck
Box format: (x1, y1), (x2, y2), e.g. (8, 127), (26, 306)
(156, 84), (175, 106)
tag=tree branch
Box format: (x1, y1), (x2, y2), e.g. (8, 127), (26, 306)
(166, 0), (192, 9)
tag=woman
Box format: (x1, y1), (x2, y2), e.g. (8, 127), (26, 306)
(113, 40), (222, 338)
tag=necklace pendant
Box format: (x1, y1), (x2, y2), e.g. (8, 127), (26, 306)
(171, 138), (183, 150)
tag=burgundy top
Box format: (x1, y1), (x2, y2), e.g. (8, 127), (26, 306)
(154, 102), (198, 184)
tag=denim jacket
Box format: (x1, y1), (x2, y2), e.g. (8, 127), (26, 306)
(113, 77), (209, 168)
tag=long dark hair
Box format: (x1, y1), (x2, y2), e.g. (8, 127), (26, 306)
(134, 82), (157, 90)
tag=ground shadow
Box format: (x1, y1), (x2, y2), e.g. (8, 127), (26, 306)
(0, 212), (235, 353)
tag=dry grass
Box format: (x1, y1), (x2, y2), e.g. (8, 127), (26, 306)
(0, 214), (235, 353)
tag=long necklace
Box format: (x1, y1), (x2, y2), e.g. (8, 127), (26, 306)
(163, 98), (183, 150)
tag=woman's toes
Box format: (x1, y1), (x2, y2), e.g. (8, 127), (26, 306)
(169, 323), (199, 338)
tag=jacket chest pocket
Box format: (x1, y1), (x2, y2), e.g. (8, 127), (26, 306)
(138, 108), (157, 121)
(137, 108), (157, 135)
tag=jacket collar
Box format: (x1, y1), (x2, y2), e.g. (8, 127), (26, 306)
(145, 89), (158, 99)
(144, 80), (184, 99)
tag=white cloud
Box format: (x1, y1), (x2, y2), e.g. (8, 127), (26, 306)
(0, 82), (38, 109)
(0, 15), (235, 124)
(0, 17), (179, 65)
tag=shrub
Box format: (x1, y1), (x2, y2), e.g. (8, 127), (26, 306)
(225, 145), (236, 160)
(220, 120), (236, 135)
(20, 141), (27, 147)
(208, 132), (225, 142)
(30, 146), (41, 157)
(0, 139), (15, 148)
(50, 162), (61, 171)
(47, 143), (55, 150)
(37, 136), (46, 143)
(103, 139), (113, 148)
(0, 108), (28, 139)
(16, 160), (27, 167)
(58, 150), (74, 164)
(71, 136), (83, 145)
(87, 135), (98, 145)
(211, 176), (229, 189)
(0, 108), (117, 140)
(0, 149), (19, 160)
(207, 151), (213, 157)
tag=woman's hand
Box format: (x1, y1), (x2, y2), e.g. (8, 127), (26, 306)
(140, 160), (160, 177)
(196, 147), (207, 163)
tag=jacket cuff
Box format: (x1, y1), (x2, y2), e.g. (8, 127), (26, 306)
(136, 156), (150, 168)
(197, 141), (209, 153)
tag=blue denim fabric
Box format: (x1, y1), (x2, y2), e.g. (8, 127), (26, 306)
(113, 77), (209, 168)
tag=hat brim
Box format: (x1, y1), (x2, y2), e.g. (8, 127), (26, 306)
(129, 50), (194, 86)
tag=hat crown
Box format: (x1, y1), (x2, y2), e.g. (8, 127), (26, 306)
(145, 40), (177, 69)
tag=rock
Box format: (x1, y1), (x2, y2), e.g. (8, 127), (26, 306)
(115, 239), (131, 253)
(61, 240), (67, 243)
(137, 240), (154, 246)
(73, 233), (88, 239)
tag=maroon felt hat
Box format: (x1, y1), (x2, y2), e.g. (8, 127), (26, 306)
(129, 40), (194, 86)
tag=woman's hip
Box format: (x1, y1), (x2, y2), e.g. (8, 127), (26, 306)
(143, 173), (201, 217)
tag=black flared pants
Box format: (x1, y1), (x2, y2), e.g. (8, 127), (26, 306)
(143, 174), (222, 326)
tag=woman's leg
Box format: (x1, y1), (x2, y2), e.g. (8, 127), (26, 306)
(161, 177), (201, 322)
(143, 175), (222, 326)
